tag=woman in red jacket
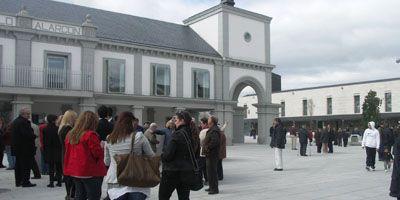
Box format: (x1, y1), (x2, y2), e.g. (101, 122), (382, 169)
(63, 111), (106, 200)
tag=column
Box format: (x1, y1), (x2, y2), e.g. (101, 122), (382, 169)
(79, 97), (97, 113)
(81, 14), (98, 91)
(11, 95), (33, 120)
(222, 104), (234, 146)
(131, 105), (144, 124)
(232, 106), (246, 144)
(134, 53), (143, 95)
(255, 103), (280, 145)
(176, 58), (184, 98)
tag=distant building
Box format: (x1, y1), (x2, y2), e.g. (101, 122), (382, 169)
(240, 77), (400, 132)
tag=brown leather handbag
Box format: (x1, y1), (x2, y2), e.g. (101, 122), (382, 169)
(114, 132), (161, 187)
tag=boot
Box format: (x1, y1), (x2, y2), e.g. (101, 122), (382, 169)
(47, 182), (54, 188)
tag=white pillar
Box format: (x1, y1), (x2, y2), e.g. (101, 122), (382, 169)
(132, 105), (144, 124)
(79, 97), (97, 113)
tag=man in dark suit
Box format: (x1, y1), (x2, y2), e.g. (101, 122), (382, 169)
(203, 116), (221, 195)
(11, 108), (37, 187)
(96, 105), (113, 141)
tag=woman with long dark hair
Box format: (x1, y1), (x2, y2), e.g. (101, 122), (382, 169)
(159, 111), (194, 200)
(104, 111), (154, 200)
(63, 111), (106, 200)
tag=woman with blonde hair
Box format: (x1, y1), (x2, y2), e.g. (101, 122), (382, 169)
(63, 111), (107, 200)
(58, 110), (77, 200)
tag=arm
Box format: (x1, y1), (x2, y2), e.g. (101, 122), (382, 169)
(207, 131), (220, 150)
(161, 134), (178, 162)
(361, 130), (367, 147)
(104, 143), (111, 167)
(376, 131), (380, 150)
(154, 130), (165, 135)
(87, 132), (104, 161)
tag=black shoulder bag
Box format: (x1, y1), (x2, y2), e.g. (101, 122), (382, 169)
(181, 129), (204, 191)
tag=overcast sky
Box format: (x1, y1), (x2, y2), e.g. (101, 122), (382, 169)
(57, 0), (400, 91)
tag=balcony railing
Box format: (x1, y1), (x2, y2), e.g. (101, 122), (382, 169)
(0, 66), (93, 91)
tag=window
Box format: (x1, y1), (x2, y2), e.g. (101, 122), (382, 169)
(152, 64), (170, 96)
(327, 97), (332, 115)
(385, 92), (392, 112)
(281, 101), (285, 117)
(193, 69), (210, 98)
(354, 95), (360, 114)
(46, 54), (68, 89)
(105, 59), (125, 93)
(302, 99), (308, 116)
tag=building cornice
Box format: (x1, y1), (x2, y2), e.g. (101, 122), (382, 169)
(224, 58), (275, 71)
(184, 4), (272, 25)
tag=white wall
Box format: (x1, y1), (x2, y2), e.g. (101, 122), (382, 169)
(272, 79), (400, 117)
(229, 67), (266, 93)
(94, 50), (134, 94)
(189, 13), (220, 52)
(238, 94), (258, 119)
(0, 37), (16, 86)
(142, 56), (177, 97)
(31, 42), (82, 89)
(183, 61), (214, 99)
(228, 13), (266, 64)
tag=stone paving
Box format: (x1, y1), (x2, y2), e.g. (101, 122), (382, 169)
(0, 142), (393, 200)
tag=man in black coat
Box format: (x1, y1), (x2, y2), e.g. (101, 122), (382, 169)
(42, 114), (62, 187)
(96, 105), (113, 141)
(298, 125), (308, 156)
(11, 108), (37, 187)
(270, 118), (286, 171)
(327, 124), (335, 153)
(203, 116), (221, 195)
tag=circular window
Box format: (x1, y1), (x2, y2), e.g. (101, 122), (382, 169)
(244, 32), (252, 43)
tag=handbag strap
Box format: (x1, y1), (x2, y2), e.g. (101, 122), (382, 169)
(130, 131), (137, 154)
(181, 128), (200, 171)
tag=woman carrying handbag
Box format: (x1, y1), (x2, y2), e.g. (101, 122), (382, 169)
(104, 111), (155, 200)
(159, 111), (203, 200)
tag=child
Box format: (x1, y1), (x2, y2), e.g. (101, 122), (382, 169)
(384, 148), (394, 172)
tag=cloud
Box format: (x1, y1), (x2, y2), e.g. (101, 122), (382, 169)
(55, 0), (400, 91)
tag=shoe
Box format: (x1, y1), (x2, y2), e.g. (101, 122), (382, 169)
(22, 183), (36, 187)
(274, 168), (283, 171)
(47, 183), (54, 188)
(0, 165), (5, 168)
(208, 191), (219, 195)
(366, 166), (371, 171)
(204, 181), (209, 186)
(16, 184), (21, 187)
(205, 188), (210, 192)
(372, 168), (376, 171)
(31, 176), (41, 179)
(56, 182), (62, 187)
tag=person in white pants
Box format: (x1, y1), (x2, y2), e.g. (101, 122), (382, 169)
(270, 118), (287, 171)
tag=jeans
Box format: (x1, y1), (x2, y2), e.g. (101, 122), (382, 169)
(40, 151), (48, 174)
(365, 147), (377, 169)
(274, 148), (283, 169)
(5, 146), (15, 168)
(74, 177), (103, 200)
(159, 171), (191, 200)
(116, 192), (147, 200)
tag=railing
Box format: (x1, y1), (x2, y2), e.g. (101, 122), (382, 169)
(0, 66), (93, 91)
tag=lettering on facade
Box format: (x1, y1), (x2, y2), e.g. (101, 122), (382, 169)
(0, 14), (16, 26)
(33, 20), (82, 36)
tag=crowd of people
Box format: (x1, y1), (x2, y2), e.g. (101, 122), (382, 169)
(0, 106), (227, 200)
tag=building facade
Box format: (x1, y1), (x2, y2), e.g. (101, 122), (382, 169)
(0, 0), (279, 145)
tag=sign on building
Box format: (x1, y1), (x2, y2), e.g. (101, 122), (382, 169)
(32, 20), (82, 36)
(0, 14), (16, 27)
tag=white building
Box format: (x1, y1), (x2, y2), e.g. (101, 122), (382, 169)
(0, 0), (279, 145)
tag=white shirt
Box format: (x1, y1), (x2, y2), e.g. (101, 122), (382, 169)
(362, 128), (380, 149)
(199, 128), (208, 157)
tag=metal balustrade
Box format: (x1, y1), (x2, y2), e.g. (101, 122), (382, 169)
(0, 66), (93, 91)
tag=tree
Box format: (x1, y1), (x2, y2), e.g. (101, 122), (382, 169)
(362, 90), (381, 128)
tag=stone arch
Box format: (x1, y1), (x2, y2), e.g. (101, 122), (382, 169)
(229, 76), (269, 144)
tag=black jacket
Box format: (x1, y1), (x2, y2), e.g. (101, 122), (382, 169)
(270, 124), (286, 149)
(321, 129), (330, 144)
(382, 127), (395, 149)
(298, 128), (308, 144)
(203, 125), (221, 159)
(328, 129), (335, 142)
(161, 125), (194, 171)
(58, 125), (73, 163)
(43, 123), (62, 163)
(314, 130), (322, 144)
(11, 116), (36, 157)
(96, 118), (113, 141)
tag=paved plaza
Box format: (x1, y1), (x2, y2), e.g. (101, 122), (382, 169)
(0, 141), (393, 200)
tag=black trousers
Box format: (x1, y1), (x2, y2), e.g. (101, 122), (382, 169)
(343, 138), (348, 147)
(206, 157), (219, 192)
(64, 175), (75, 199)
(159, 170), (190, 200)
(199, 157), (207, 182)
(217, 159), (223, 180)
(316, 142), (322, 153)
(14, 155), (33, 186)
(73, 177), (103, 200)
(328, 142), (334, 153)
(300, 143), (307, 156)
(48, 160), (62, 184)
(31, 159), (41, 178)
(366, 147), (377, 168)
